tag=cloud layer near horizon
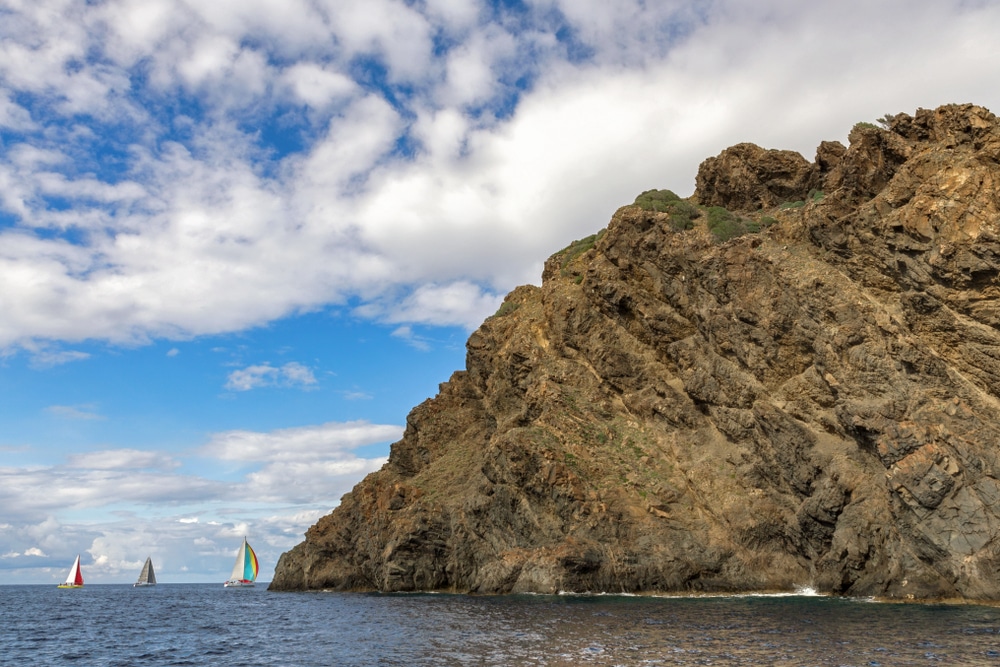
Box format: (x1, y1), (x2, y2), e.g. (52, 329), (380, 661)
(0, 419), (398, 583)
(3, 0), (999, 355)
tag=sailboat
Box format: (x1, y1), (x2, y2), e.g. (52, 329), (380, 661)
(223, 537), (258, 587)
(134, 556), (157, 587)
(57, 554), (84, 588)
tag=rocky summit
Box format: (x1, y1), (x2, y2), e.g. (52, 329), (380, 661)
(270, 104), (1000, 601)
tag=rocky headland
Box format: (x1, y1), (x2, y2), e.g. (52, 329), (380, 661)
(271, 104), (1000, 600)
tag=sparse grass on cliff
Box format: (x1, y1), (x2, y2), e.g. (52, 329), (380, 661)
(779, 190), (823, 212)
(493, 300), (521, 317)
(559, 230), (605, 276)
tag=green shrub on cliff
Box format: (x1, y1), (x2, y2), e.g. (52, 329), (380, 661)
(706, 206), (747, 242)
(634, 189), (699, 230)
(634, 189), (681, 210)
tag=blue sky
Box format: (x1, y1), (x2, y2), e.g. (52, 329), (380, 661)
(2, 0), (1000, 584)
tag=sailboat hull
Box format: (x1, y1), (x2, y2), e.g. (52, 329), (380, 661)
(133, 582), (156, 587)
(56, 584), (83, 589)
(223, 579), (255, 587)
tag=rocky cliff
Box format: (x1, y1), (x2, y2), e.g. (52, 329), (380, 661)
(271, 104), (1000, 600)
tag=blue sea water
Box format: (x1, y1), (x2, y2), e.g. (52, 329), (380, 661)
(2, 585), (999, 666)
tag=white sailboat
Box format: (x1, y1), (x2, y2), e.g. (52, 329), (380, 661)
(57, 554), (84, 588)
(223, 537), (259, 587)
(134, 556), (157, 587)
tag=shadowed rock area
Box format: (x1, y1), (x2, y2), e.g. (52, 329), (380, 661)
(271, 104), (1000, 600)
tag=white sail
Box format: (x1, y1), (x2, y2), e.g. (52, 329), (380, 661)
(65, 555), (81, 584)
(229, 539), (247, 581)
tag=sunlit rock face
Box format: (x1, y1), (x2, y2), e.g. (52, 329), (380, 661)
(271, 104), (1000, 601)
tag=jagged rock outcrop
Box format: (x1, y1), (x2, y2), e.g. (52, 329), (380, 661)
(271, 104), (1000, 600)
(694, 142), (820, 212)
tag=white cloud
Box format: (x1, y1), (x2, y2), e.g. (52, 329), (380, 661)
(319, 0), (435, 83)
(340, 390), (374, 400)
(224, 361), (318, 391)
(0, 546), (47, 558)
(3, 0), (1000, 583)
(0, 467), (225, 517)
(28, 348), (91, 367)
(281, 63), (358, 109)
(390, 325), (430, 351)
(425, 0), (481, 33)
(45, 404), (104, 420)
(437, 26), (518, 108)
(0, 92), (35, 131)
(243, 457), (387, 503)
(387, 281), (504, 329)
(66, 449), (179, 471)
(202, 420), (402, 461)
(0, 417), (398, 582)
(1, 0), (998, 356)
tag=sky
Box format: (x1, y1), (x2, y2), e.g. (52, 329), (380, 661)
(2, 0), (1000, 585)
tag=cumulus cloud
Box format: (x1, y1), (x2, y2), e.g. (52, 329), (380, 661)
(1, 547), (47, 559)
(1, 0), (999, 357)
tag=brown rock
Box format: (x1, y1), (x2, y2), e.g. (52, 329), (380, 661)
(694, 142), (819, 212)
(271, 104), (1000, 601)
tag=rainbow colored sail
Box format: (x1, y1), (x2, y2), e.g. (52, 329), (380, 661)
(224, 537), (258, 587)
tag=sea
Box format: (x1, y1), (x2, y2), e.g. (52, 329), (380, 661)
(2, 585), (999, 666)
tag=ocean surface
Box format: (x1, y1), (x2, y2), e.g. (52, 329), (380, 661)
(3, 585), (999, 666)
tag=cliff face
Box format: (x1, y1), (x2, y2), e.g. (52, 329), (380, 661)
(271, 104), (1000, 600)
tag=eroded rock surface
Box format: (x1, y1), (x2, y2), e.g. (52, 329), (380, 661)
(271, 104), (1000, 600)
